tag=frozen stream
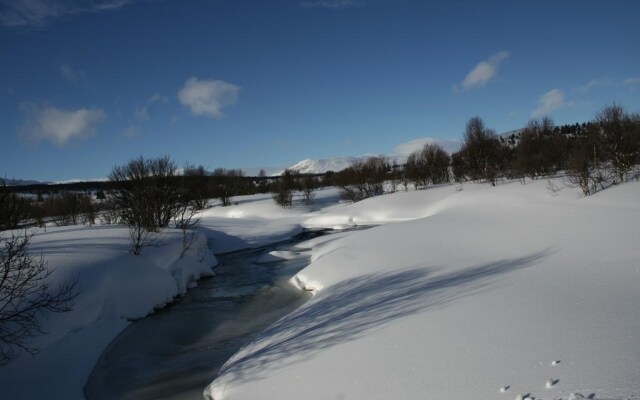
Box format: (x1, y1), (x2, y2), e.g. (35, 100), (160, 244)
(85, 230), (327, 400)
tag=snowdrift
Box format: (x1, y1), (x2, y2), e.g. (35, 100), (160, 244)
(0, 225), (217, 399)
(207, 180), (640, 400)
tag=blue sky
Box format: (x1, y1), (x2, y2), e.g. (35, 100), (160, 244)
(1, 0), (638, 181)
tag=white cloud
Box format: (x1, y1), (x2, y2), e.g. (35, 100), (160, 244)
(300, 0), (365, 9)
(123, 124), (139, 138)
(393, 137), (462, 157)
(0, 0), (135, 27)
(457, 51), (509, 91)
(19, 103), (105, 146)
(623, 77), (640, 86)
(133, 105), (149, 121)
(575, 78), (611, 93)
(59, 63), (85, 82)
(178, 77), (240, 118)
(531, 89), (567, 118)
(149, 93), (168, 103)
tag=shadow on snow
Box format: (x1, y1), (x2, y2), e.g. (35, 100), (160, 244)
(217, 250), (550, 385)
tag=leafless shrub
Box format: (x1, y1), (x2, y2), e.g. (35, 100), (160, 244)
(0, 231), (78, 365)
(109, 156), (181, 254)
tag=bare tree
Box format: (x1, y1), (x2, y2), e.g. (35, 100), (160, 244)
(212, 168), (245, 206)
(405, 143), (450, 189)
(512, 117), (568, 180)
(336, 156), (388, 202)
(565, 143), (593, 196)
(272, 170), (294, 207)
(450, 151), (466, 183)
(128, 223), (156, 256)
(596, 103), (640, 183)
(183, 164), (210, 210)
(109, 156), (180, 254)
(301, 175), (318, 205)
(174, 188), (201, 259)
(0, 232), (77, 365)
(459, 117), (504, 185)
(0, 180), (30, 231)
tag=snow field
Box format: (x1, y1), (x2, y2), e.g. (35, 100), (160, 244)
(0, 225), (217, 399)
(206, 179), (640, 400)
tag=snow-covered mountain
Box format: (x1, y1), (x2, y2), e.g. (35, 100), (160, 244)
(0, 178), (44, 186)
(276, 155), (381, 175)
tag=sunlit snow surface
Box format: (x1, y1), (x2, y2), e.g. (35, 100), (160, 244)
(1, 181), (639, 400)
(206, 180), (640, 400)
(0, 226), (217, 399)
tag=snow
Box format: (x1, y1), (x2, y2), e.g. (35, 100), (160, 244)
(2, 179), (639, 400)
(0, 187), (343, 399)
(256, 250), (308, 264)
(206, 179), (640, 400)
(277, 155), (390, 175)
(277, 157), (363, 175)
(0, 225), (217, 399)
(198, 188), (342, 253)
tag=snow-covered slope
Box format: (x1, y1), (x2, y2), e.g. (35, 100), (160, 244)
(277, 156), (365, 175)
(277, 155), (391, 175)
(206, 179), (640, 400)
(0, 226), (217, 399)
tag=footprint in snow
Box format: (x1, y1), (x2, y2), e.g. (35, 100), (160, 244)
(545, 378), (559, 388)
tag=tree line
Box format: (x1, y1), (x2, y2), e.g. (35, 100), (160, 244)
(332, 103), (639, 200)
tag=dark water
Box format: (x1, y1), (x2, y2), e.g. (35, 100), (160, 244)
(85, 231), (327, 400)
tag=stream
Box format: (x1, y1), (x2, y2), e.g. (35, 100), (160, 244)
(85, 229), (328, 400)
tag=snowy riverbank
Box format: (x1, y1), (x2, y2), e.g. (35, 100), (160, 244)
(2, 181), (638, 400)
(0, 189), (343, 399)
(206, 179), (640, 400)
(0, 226), (217, 399)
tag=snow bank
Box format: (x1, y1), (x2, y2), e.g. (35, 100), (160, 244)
(199, 188), (342, 253)
(0, 225), (217, 400)
(206, 180), (640, 400)
(256, 250), (308, 264)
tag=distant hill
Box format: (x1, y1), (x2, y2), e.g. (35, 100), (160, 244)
(276, 154), (403, 175)
(1, 178), (45, 186)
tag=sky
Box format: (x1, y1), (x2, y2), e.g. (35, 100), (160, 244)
(1, 0), (639, 181)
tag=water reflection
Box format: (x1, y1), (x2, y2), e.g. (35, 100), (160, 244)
(85, 232), (323, 400)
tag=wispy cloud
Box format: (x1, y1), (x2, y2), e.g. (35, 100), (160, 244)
(300, 0), (365, 9)
(0, 0), (136, 28)
(575, 78), (611, 94)
(454, 51), (509, 91)
(393, 137), (462, 157)
(19, 103), (105, 146)
(149, 93), (168, 103)
(123, 124), (139, 138)
(531, 89), (568, 118)
(623, 77), (640, 87)
(133, 105), (149, 121)
(59, 62), (85, 82)
(178, 77), (240, 118)
(575, 76), (640, 93)
(123, 94), (167, 138)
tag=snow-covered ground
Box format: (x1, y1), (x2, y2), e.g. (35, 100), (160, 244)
(0, 188), (344, 399)
(0, 225), (218, 399)
(2, 181), (639, 400)
(197, 189), (342, 253)
(206, 179), (640, 400)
